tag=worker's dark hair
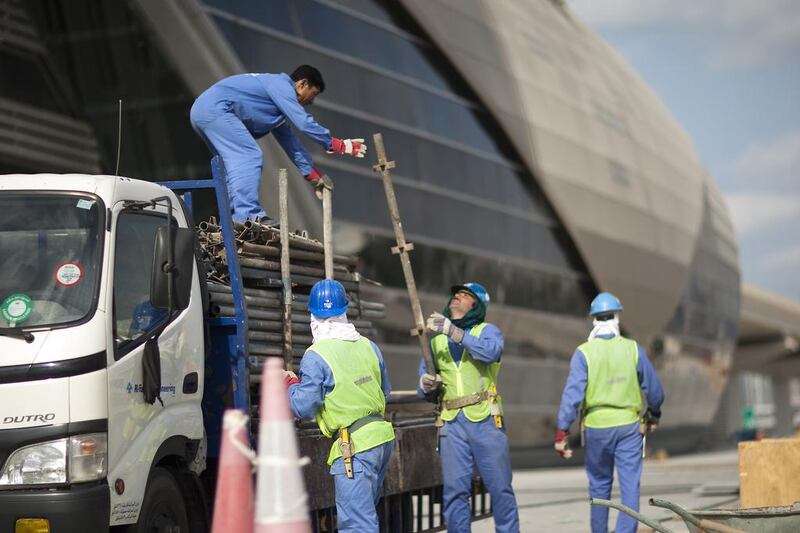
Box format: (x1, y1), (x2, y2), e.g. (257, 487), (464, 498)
(290, 65), (325, 92)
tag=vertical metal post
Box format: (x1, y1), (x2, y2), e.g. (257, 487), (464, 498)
(322, 185), (334, 279)
(371, 132), (436, 375)
(210, 156), (250, 411)
(182, 191), (193, 217)
(278, 169), (293, 371)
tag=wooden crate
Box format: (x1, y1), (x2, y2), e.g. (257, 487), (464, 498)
(739, 438), (800, 507)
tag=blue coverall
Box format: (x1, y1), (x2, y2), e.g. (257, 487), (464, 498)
(190, 72), (333, 222)
(289, 341), (395, 533)
(557, 334), (665, 533)
(417, 324), (520, 533)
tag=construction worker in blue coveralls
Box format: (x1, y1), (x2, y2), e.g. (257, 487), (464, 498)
(190, 65), (367, 223)
(418, 283), (520, 533)
(554, 292), (664, 533)
(285, 279), (395, 533)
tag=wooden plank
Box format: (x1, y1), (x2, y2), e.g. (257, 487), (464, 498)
(738, 438), (800, 507)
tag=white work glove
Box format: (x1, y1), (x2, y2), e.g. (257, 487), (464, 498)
(328, 137), (367, 158)
(426, 312), (464, 343)
(419, 373), (442, 394)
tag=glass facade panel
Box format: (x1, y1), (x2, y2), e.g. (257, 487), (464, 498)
(357, 236), (592, 316)
(213, 18), (497, 152)
(293, 0), (454, 91)
(311, 163), (579, 270)
(22, 0), (209, 179)
(665, 189), (740, 346)
(0, 51), (63, 113)
(306, 108), (553, 215)
(204, 0), (296, 35)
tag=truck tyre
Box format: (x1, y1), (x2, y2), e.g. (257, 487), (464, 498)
(129, 467), (190, 532)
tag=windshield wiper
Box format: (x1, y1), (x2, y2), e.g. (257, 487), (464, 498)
(0, 329), (35, 343)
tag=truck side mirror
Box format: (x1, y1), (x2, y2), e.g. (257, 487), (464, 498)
(150, 225), (195, 311)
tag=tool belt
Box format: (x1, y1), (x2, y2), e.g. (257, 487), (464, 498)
(441, 391), (489, 411)
(337, 414), (385, 479)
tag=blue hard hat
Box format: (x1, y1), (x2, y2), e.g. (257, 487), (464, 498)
(308, 279), (349, 318)
(589, 292), (623, 316)
(450, 282), (490, 308)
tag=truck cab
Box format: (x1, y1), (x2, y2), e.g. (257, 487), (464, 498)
(0, 175), (206, 532)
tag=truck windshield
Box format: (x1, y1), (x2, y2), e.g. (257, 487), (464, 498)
(0, 193), (103, 329)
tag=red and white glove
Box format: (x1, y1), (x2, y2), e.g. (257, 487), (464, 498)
(305, 167), (323, 185)
(283, 370), (299, 388)
(554, 429), (573, 459)
(305, 168), (333, 199)
(329, 137), (367, 158)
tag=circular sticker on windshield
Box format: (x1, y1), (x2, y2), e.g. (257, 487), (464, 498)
(55, 262), (83, 287)
(1, 294), (33, 326)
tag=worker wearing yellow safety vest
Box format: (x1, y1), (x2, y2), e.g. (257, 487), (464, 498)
(554, 292), (664, 533)
(418, 283), (520, 533)
(286, 279), (395, 532)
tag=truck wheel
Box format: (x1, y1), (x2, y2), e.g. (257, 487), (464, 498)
(130, 467), (190, 532)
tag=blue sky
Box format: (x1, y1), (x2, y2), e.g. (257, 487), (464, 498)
(569, 1), (800, 301)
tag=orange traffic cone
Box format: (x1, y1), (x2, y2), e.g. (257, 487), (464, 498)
(254, 357), (311, 532)
(211, 409), (255, 533)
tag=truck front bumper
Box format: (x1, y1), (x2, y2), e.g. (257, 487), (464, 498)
(0, 482), (109, 533)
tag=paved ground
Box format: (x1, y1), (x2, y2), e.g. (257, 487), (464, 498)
(472, 450), (740, 532)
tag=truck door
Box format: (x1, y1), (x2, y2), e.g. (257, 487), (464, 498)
(105, 202), (204, 526)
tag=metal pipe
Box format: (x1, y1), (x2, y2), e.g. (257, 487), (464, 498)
(214, 305), (282, 321)
(279, 168), (294, 371)
(207, 282), (280, 299)
(235, 252), (351, 275)
(355, 300), (385, 311)
(209, 295), (317, 313)
(248, 331), (283, 343)
(198, 221), (219, 232)
(239, 241), (358, 267)
(247, 331), (315, 346)
(372, 132), (436, 375)
(238, 267), (360, 290)
(590, 499), (675, 533)
(209, 291), (281, 308)
(244, 220), (325, 253)
(238, 256), (353, 280)
(648, 499), (748, 533)
(249, 345), (306, 358)
(248, 319), (311, 333)
(322, 181), (333, 279)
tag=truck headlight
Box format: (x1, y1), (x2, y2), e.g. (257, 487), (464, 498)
(0, 433), (107, 486)
(0, 439), (66, 485)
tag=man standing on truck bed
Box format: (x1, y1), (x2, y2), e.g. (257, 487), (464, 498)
(418, 283), (520, 533)
(285, 279), (395, 532)
(190, 65), (367, 223)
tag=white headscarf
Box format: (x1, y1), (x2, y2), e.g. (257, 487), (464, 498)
(587, 315), (620, 340)
(310, 312), (361, 342)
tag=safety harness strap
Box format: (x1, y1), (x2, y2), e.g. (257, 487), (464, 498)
(337, 414), (385, 479)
